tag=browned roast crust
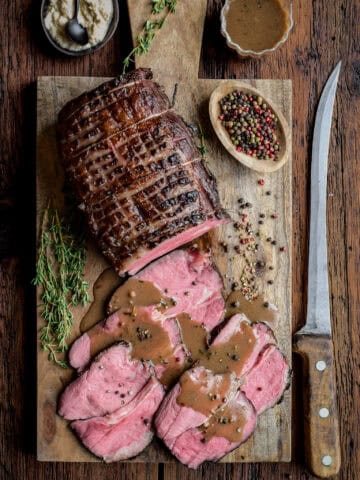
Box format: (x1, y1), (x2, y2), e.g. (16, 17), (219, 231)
(58, 68), (154, 124)
(58, 69), (229, 274)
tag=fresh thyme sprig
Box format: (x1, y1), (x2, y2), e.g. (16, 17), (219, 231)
(34, 202), (89, 368)
(122, 0), (178, 73)
(197, 124), (208, 157)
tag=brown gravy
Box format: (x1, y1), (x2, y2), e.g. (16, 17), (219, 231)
(80, 268), (122, 333)
(200, 402), (247, 443)
(177, 313), (209, 360)
(108, 278), (172, 315)
(88, 307), (184, 387)
(201, 321), (256, 376)
(225, 291), (278, 325)
(177, 370), (233, 416)
(225, 0), (290, 52)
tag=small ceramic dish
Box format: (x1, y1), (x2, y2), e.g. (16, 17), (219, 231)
(220, 0), (293, 58)
(40, 0), (119, 57)
(209, 81), (291, 173)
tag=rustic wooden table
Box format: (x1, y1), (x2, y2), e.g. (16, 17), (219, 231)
(0, 1), (358, 479)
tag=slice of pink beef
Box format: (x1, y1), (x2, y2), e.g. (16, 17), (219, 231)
(134, 248), (225, 330)
(211, 314), (276, 377)
(71, 377), (165, 462)
(58, 342), (153, 420)
(155, 366), (236, 450)
(240, 345), (291, 414)
(69, 306), (187, 373)
(170, 390), (257, 469)
(127, 219), (227, 275)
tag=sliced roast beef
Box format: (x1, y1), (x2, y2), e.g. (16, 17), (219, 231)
(133, 248), (225, 329)
(69, 248), (225, 372)
(155, 366), (237, 450)
(71, 377), (165, 462)
(240, 344), (291, 414)
(170, 390), (257, 469)
(58, 69), (229, 275)
(155, 366), (257, 469)
(58, 342), (153, 420)
(210, 314), (276, 377)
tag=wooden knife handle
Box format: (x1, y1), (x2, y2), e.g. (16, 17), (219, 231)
(294, 334), (341, 478)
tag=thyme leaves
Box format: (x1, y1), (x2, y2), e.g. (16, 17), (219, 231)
(34, 203), (89, 368)
(122, 0), (178, 73)
(197, 124), (208, 158)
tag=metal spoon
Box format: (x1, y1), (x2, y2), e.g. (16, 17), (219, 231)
(65, 0), (89, 45)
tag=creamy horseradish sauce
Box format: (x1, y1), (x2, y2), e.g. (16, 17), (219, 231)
(44, 0), (114, 51)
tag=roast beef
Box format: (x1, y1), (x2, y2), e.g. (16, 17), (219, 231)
(210, 314), (276, 377)
(169, 390), (257, 469)
(58, 69), (229, 275)
(68, 306), (187, 374)
(155, 366), (235, 449)
(71, 377), (165, 462)
(240, 344), (291, 414)
(155, 366), (257, 468)
(58, 342), (153, 420)
(69, 248), (225, 371)
(133, 248), (225, 329)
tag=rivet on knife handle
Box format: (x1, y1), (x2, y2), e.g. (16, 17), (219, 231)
(294, 333), (341, 478)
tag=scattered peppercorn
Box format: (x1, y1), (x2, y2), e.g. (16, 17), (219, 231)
(219, 90), (281, 160)
(258, 220), (264, 225)
(272, 240), (277, 245)
(264, 302), (269, 308)
(259, 213), (265, 218)
(268, 280), (274, 285)
(266, 190), (272, 196)
(221, 242), (228, 252)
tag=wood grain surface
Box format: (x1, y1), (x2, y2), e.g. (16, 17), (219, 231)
(0, 0), (359, 479)
(294, 334), (341, 478)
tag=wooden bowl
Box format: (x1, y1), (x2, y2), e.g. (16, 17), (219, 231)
(209, 81), (290, 173)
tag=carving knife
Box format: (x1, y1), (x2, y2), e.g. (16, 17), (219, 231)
(294, 62), (342, 478)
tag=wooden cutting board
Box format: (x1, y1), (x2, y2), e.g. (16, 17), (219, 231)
(37, 0), (292, 463)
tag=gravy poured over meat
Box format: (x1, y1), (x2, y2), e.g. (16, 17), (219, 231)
(107, 278), (172, 315)
(226, 291), (278, 325)
(201, 321), (256, 376)
(177, 370), (233, 414)
(177, 313), (208, 360)
(80, 268), (122, 333)
(200, 402), (247, 443)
